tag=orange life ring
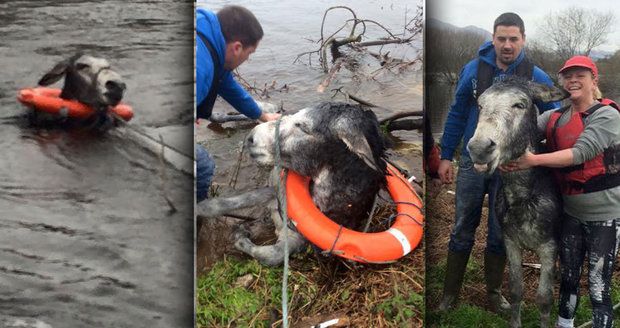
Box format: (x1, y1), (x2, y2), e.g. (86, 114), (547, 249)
(17, 87), (133, 122)
(286, 163), (424, 263)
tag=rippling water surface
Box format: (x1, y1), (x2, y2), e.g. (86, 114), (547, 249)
(0, 1), (194, 327)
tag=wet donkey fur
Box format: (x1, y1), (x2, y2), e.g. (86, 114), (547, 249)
(203, 102), (388, 266)
(467, 78), (569, 328)
(35, 53), (126, 128)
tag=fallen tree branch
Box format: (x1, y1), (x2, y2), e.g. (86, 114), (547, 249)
(329, 89), (423, 132)
(317, 58), (345, 93)
(296, 5), (421, 75)
(355, 39), (412, 47)
(220, 213), (259, 222)
(330, 88), (377, 107)
(228, 141), (245, 189)
(208, 112), (253, 124)
(385, 118), (423, 131)
(379, 111), (423, 124)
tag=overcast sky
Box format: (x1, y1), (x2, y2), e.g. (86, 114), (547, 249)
(428, 0), (619, 53)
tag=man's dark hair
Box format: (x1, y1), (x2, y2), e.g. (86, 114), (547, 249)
(217, 5), (263, 47)
(493, 12), (525, 35)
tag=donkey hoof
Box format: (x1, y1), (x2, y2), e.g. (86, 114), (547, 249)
(233, 236), (253, 253)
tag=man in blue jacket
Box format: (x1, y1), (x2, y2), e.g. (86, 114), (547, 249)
(196, 5), (280, 202)
(437, 12), (560, 312)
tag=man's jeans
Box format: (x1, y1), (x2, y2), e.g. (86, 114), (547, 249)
(196, 145), (215, 202)
(448, 155), (505, 255)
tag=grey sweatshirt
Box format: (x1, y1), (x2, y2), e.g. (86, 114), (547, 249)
(538, 102), (620, 220)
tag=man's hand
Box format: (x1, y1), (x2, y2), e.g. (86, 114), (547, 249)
(438, 159), (454, 184)
(258, 112), (281, 122)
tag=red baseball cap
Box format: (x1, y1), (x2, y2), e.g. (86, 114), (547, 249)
(558, 55), (598, 78)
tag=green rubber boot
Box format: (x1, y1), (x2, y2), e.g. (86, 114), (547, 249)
(484, 252), (511, 313)
(438, 250), (471, 311)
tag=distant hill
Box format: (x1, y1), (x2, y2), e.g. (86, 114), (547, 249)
(427, 18), (492, 41)
(591, 49), (614, 60)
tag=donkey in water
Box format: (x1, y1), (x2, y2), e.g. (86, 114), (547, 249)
(39, 53), (126, 112)
(467, 77), (568, 328)
(35, 53), (126, 129)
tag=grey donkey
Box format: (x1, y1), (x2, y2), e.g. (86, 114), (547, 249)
(36, 53), (126, 128)
(467, 77), (569, 328)
(198, 102), (387, 266)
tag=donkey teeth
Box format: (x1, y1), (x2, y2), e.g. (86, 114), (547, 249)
(473, 163), (489, 172)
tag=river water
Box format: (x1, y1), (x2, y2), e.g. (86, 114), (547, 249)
(196, 0), (423, 271)
(0, 1), (194, 327)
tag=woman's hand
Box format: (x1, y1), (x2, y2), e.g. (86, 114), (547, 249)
(500, 150), (537, 172)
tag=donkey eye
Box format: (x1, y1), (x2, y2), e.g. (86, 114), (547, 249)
(76, 63), (90, 70)
(513, 103), (526, 109)
(294, 122), (310, 133)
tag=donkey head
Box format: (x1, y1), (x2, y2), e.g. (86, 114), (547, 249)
(246, 102), (387, 178)
(467, 78), (568, 173)
(38, 53), (126, 113)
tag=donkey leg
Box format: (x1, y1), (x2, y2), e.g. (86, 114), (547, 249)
(234, 226), (307, 267)
(536, 241), (557, 328)
(196, 187), (275, 217)
(505, 238), (524, 328)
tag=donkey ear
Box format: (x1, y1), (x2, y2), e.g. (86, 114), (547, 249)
(527, 81), (570, 103)
(334, 120), (382, 172)
(38, 59), (71, 86)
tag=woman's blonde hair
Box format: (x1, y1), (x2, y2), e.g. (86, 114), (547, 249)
(594, 86), (603, 100)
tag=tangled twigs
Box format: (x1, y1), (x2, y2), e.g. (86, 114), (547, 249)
(319, 6), (363, 72)
(330, 88), (423, 132)
(317, 58), (344, 93)
(330, 87), (375, 106)
(233, 70), (289, 99)
(294, 5), (422, 77)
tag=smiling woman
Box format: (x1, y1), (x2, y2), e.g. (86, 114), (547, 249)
(511, 56), (620, 328)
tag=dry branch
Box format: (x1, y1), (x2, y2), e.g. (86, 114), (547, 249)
(317, 58), (345, 93)
(296, 5), (422, 78)
(385, 118), (423, 132)
(330, 89), (423, 132)
(379, 111), (423, 124)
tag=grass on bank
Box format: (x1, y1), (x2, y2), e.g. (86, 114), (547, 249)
(196, 252), (425, 327)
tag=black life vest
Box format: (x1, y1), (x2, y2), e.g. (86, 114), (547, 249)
(196, 32), (222, 120)
(545, 102), (620, 195)
(473, 57), (534, 99)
